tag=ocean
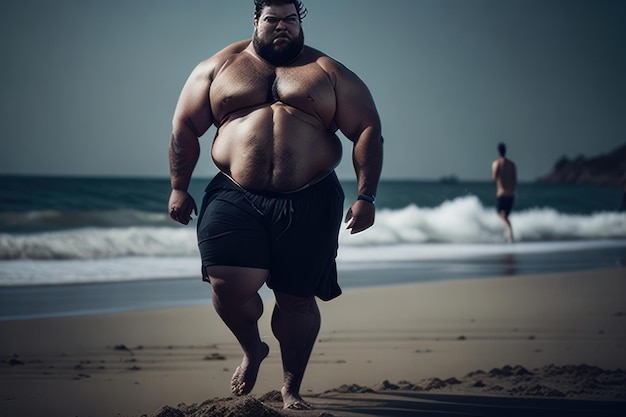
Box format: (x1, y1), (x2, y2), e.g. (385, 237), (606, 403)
(1, 175), (625, 320)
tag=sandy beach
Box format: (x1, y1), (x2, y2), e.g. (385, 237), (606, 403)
(1, 267), (625, 416)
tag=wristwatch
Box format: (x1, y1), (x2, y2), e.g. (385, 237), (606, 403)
(357, 194), (376, 204)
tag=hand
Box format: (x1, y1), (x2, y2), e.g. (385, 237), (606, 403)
(344, 199), (375, 234)
(168, 189), (198, 225)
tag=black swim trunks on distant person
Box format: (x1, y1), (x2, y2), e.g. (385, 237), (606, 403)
(197, 171), (345, 301)
(496, 195), (515, 216)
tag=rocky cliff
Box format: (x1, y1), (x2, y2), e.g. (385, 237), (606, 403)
(537, 143), (626, 185)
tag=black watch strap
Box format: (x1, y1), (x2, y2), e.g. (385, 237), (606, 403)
(357, 194), (376, 204)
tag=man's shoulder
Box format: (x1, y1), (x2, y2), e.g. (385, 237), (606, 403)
(193, 39), (251, 77)
(216, 39), (251, 56)
(302, 45), (326, 58)
(206, 39), (251, 64)
(301, 46), (351, 76)
(301, 46), (337, 65)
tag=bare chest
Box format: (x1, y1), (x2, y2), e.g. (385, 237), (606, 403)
(210, 54), (336, 126)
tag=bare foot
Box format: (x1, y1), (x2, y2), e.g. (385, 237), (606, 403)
(283, 395), (313, 410)
(230, 342), (269, 396)
(284, 399), (313, 410)
(281, 384), (313, 410)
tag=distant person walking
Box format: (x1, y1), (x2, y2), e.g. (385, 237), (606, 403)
(492, 143), (517, 243)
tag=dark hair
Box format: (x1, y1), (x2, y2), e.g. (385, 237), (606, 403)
(497, 142), (507, 157)
(254, 0), (308, 22)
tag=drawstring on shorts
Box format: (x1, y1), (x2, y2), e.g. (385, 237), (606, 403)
(244, 193), (294, 241)
(274, 199), (294, 240)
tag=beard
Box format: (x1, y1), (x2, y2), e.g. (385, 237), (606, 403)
(253, 28), (304, 66)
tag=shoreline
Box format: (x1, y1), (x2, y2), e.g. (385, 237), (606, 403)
(2, 267), (625, 416)
(2, 240), (625, 321)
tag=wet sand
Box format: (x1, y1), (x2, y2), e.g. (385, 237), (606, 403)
(1, 267), (625, 416)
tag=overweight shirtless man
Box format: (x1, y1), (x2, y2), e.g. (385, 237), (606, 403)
(492, 142), (517, 243)
(167, 0), (383, 410)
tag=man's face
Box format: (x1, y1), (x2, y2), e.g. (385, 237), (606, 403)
(253, 3), (304, 66)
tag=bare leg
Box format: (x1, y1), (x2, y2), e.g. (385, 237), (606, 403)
(207, 266), (270, 396)
(271, 291), (320, 410)
(498, 211), (514, 243)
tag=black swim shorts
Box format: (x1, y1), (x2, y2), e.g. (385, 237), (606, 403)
(496, 195), (515, 216)
(197, 172), (345, 301)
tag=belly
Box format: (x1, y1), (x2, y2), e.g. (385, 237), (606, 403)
(211, 104), (342, 191)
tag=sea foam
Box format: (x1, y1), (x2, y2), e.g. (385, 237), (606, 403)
(1, 196), (624, 261)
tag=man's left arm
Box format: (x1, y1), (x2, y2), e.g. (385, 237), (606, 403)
(331, 62), (383, 234)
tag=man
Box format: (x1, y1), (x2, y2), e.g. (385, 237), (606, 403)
(492, 142), (517, 243)
(167, 0), (383, 410)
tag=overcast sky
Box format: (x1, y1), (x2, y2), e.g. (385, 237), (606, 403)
(1, 0), (624, 181)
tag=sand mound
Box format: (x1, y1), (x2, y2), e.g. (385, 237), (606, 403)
(147, 395), (284, 417)
(144, 365), (626, 417)
(360, 364), (626, 400)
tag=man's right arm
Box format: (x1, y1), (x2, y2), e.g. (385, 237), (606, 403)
(168, 61), (214, 224)
(491, 160), (499, 181)
(167, 40), (250, 224)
